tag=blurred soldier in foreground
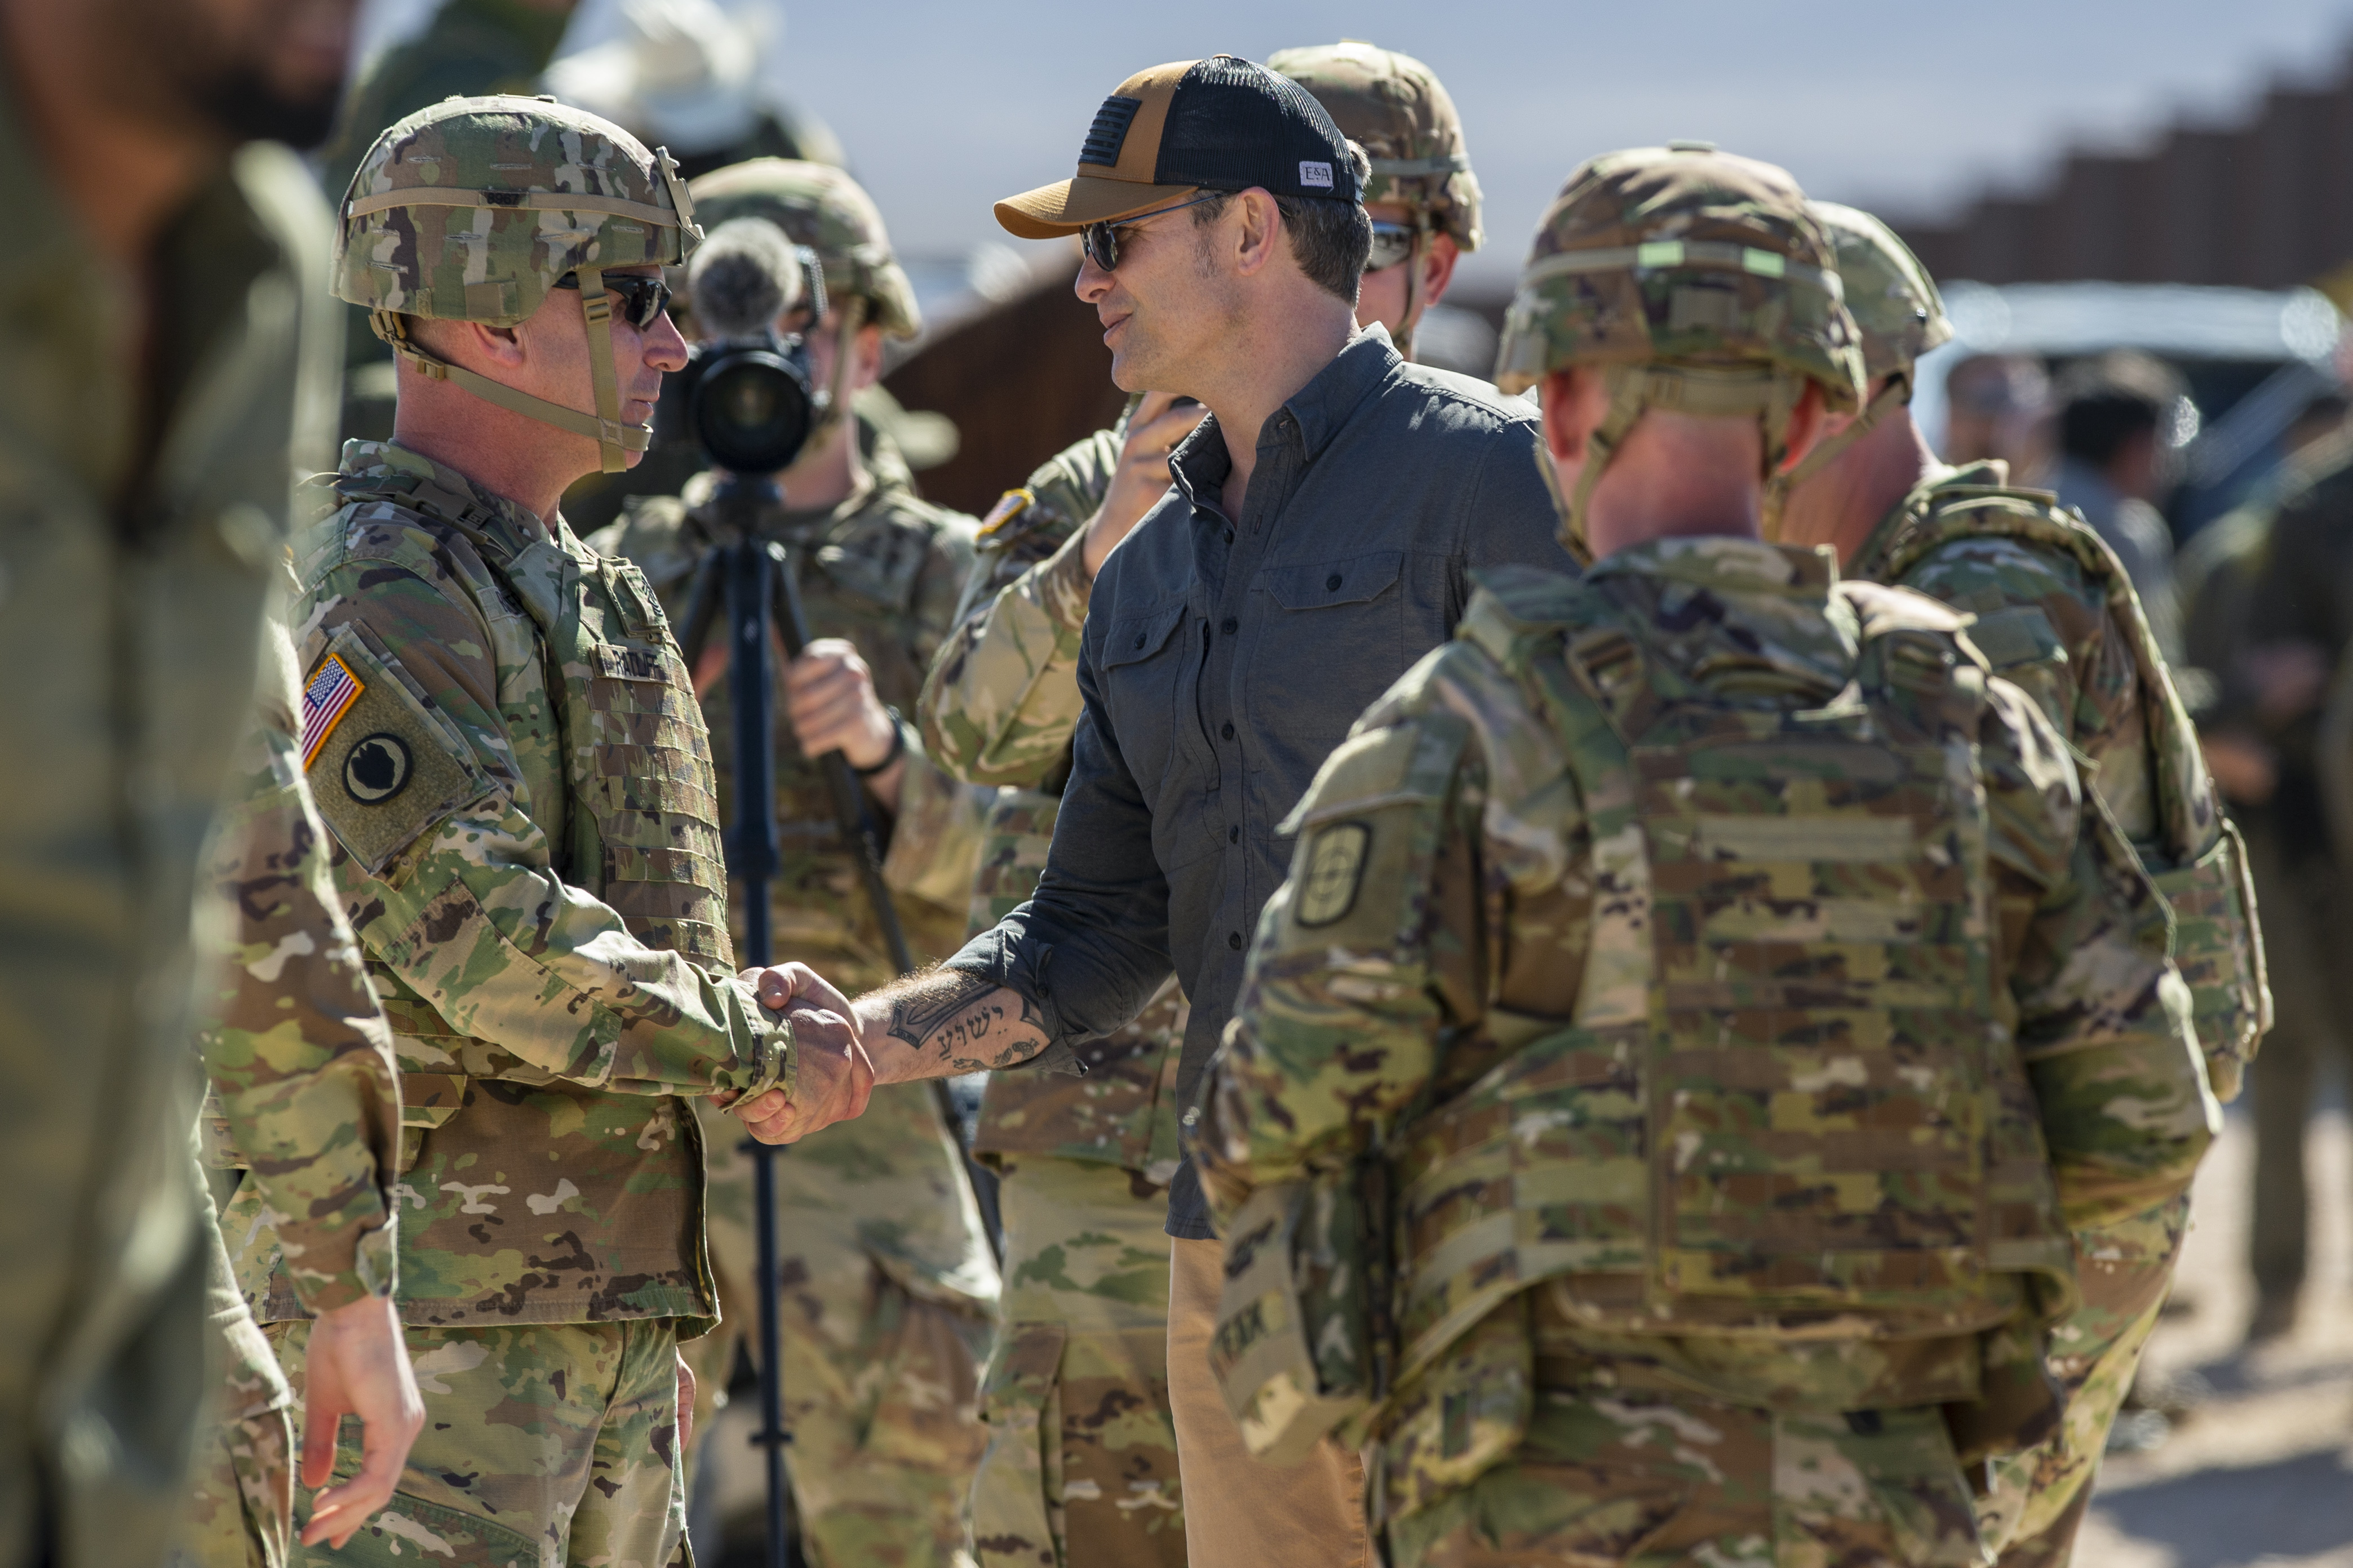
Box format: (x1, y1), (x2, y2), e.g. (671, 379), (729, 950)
(592, 158), (998, 1568)
(0, 0), (361, 1561)
(915, 39), (1494, 1566)
(1772, 202), (2266, 1565)
(238, 95), (865, 1567)
(1191, 144), (2218, 1568)
(185, 605), (424, 1566)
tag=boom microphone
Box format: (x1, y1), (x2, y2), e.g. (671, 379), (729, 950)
(689, 217), (805, 340)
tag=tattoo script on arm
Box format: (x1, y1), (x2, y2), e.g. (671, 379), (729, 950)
(880, 969), (1051, 1074)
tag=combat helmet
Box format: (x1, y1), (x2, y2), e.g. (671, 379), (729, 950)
(688, 159), (921, 340)
(1269, 39), (1480, 356)
(334, 94), (702, 473)
(686, 158), (921, 441)
(1492, 143), (1865, 550)
(1761, 200), (1955, 526)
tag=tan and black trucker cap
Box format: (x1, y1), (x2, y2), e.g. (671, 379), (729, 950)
(995, 55), (1361, 238)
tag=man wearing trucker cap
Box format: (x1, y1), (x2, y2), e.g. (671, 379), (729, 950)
(778, 54), (1566, 1566)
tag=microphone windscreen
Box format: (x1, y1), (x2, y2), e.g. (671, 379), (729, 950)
(688, 217), (804, 339)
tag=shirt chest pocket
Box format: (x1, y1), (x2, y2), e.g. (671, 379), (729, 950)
(1252, 549), (1410, 753)
(1097, 601), (1193, 805)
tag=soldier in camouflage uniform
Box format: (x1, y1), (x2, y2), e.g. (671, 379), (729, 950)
(0, 8), (363, 1563)
(181, 602), (424, 1566)
(918, 414), (1194, 1568)
(1265, 42), (1481, 365)
(1190, 145), (2220, 1568)
(228, 96), (863, 1567)
(589, 159), (998, 1568)
(1769, 203), (2268, 1566)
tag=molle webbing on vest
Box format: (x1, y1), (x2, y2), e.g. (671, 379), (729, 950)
(1389, 579), (2073, 1389)
(555, 554), (735, 968)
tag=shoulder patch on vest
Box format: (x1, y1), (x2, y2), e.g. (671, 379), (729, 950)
(1295, 822), (1372, 928)
(304, 628), (493, 877)
(1965, 603), (2066, 674)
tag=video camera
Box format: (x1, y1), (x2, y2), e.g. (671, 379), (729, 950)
(661, 219), (832, 476)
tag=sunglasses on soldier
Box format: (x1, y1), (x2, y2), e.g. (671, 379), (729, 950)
(1366, 220), (1421, 274)
(553, 271), (674, 331)
(1079, 193), (1228, 271)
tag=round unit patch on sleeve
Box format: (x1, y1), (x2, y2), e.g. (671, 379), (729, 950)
(1295, 821), (1372, 929)
(343, 732), (414, 803)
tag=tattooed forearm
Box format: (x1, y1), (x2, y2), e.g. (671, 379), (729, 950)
(865, 968), (1051, 1078)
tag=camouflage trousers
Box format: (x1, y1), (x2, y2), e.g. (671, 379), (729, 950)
(270, 1317), (687, 1567)
(688, 1091), (994, 1568)
(1980, 1195), (2189, 1567)
(971, 1156), (1184, 1568)
(1388, 1382), (1984, 1568)
(168, 1406), (294, 1568)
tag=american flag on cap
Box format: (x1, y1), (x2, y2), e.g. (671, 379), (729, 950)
(301, 654), (364, 769)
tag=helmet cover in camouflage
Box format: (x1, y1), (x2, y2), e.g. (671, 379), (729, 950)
(1493, 145), (1863, 403)
(688, 158), (921, 339)
(1808, 201), (1951, 380)
(334, 94), (702, 472)
(1266, 41), (1481, 251)
(1757, 201), (1956, 529)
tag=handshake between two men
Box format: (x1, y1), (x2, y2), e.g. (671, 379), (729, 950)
(728, 964), (1054, 1143)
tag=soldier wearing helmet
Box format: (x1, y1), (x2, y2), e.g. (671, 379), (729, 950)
(587, 158), (996, 1568)
(1187, 146), (2217, 1567)
(245, 96), (871, 1565)
(1772, 201), (2266, 1568)
(1268, 41), (1481, 365)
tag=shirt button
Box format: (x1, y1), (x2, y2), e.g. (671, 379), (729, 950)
(1221, 722), (1235, 740)
(1228, 931), (1243, 950)
(1229, 825), (1240, 843)
(1326, 572), (1343, 590)
(1133, 632), (1146, 649)
(1224, 528), (1235, 544)
(1221, 616), (1238, 634)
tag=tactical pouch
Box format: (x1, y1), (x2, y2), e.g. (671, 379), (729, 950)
(1367, 1295), (1534, 1527)
(1941, 1304), (2064, 1484)
(2147, 817), (2269, 1101)
(1207, 1167), (1384, 1465)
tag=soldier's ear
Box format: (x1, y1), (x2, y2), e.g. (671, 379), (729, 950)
(1776, 381), (1829, 475)
(1540, 367), (1605, 463)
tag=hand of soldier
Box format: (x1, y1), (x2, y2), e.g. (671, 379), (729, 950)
(733, 963), (874, 1142)
(783, 637), (905, 807)
(298, 1293), (427, 1548)
(1083, 390), (1204, 576)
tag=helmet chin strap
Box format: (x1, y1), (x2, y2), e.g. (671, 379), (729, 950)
(1558, 363), (1802, 556)
(1395, 223), (1428, 361)
(807, 295), (866, 449)
(370, 261), (649, 475)
(1758, 371), (1913, 542)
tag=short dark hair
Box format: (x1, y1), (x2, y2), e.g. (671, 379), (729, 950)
(1191, 144), (1372, 305)
(2057, 350), (2183, 467)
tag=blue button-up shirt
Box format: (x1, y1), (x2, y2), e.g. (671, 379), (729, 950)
(949, 327), (1572, 1236)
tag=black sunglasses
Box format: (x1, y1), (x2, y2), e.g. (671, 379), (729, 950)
(553, 271), (673, 330)
(1079, 193), (1226, 271)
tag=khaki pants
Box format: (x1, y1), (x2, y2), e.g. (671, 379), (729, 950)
(1166, 1237), (1367, 1568)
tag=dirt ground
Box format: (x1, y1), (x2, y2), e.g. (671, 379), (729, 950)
(2071, 1102), (2353, 1567)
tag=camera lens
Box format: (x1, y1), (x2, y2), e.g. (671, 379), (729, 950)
(690, 342), (817, 474)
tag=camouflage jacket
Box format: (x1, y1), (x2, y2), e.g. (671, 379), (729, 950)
(918, 427), (1120, 788)
(0, 97), (344, 1568)
(588, 465), (986, 993)
(1848, 461), (2267, 1097)
(247, 441), (794, 1332)
(1197, 539), (2214, 1431)
(915, 424), (1189, 1176)
(200, 611), (401, 1313)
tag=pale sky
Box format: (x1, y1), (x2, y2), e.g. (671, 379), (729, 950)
(357, 0), (2353, 290)
(770, 0), (2353, 288)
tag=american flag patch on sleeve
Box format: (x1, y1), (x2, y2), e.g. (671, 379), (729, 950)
(300, 653), (364, 769)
